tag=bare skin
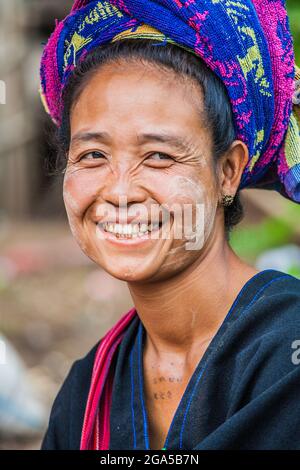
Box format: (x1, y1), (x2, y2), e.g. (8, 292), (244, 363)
(64, 58), (259, 450)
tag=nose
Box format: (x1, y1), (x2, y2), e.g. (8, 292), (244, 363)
(101, 171), (146, 209)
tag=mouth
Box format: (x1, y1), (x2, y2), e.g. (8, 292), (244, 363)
(95, 221), (165, 245)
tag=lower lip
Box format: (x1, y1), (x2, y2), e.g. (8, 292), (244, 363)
(95, 223), (163, 246)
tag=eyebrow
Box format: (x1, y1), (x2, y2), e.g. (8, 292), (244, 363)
(70, 131), (193, 153)
(136, 132), (191, 152)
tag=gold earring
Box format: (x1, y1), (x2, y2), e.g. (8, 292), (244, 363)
(221, 194), (235, 207)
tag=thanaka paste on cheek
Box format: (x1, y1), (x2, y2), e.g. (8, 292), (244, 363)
(63, 169), (100, 255)
(147, 175), (218, 280)
(161, 175), (217, 250)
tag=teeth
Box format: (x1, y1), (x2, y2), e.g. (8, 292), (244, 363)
(100, 222), (160, 237)
(140, 224), (148, 233)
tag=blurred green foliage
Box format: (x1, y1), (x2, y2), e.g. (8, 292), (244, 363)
(230, 199), (300, 262)
(230, 217), (292, 262)
(287, 0), (300, 63)
(230, 200), (300, 263)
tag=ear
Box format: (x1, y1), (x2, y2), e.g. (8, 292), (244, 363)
(218, 140), (249, 199)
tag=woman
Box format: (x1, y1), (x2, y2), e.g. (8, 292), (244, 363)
(39, 0), (300, 450)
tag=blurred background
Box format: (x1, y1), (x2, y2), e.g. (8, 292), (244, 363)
(0, 0), (299, 450)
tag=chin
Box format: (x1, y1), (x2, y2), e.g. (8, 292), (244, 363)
(83, 249), (155, 282)
(104, 263), (157, 283)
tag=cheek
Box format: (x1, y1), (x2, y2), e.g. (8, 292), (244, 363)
(154, 174), (218, 258)
(159, 174), (217, 227)
(164, 175), (205, 201)
(63, 172), (96, 253)
(63, 169), (101, 217)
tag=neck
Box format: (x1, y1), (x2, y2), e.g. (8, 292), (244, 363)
(127, 229), (258, 359)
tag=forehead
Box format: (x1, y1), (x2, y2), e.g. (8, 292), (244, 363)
(70, 61), (207, 140)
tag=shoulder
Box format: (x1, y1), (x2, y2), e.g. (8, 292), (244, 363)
(253, 270), (300, 331)
(232, 270), (300, 334)
(223, 271), (300, 396)
(41, 339), (101, 450)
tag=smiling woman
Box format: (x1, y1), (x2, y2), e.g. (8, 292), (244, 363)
(39, 0), (300, 451)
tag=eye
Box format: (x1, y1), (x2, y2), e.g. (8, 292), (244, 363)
(79, 151), (106, 161)
(145, 152), (174, 165)
(148, 152), (173, 161)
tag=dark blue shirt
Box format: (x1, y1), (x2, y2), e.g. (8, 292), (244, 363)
(41, 269), (300, 450)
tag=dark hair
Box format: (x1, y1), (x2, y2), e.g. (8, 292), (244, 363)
(47, 38), (244, 237)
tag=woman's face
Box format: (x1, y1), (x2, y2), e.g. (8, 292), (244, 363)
(64, 59), (222, 283)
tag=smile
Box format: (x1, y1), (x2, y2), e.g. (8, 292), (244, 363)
(101, 222), (160, 238)
(96, 221), (164, 245)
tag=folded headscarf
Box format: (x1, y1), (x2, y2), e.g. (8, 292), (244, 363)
(39, 0), (300, 203)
